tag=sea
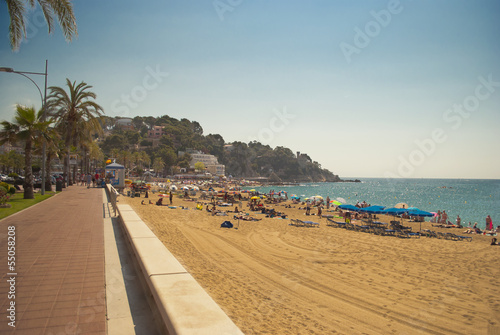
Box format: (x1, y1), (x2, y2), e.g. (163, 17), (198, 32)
(245, 178), (500, 230)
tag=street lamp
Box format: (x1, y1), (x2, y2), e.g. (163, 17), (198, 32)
(0, 60), (48, 195)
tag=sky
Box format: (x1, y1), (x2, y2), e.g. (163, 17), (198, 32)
(0, 0), (499, 179)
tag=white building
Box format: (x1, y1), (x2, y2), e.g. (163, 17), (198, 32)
(206, 164), (225, 176)
(178, 149), (225, 175)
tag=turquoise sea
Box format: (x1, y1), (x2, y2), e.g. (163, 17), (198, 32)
(246, 178), (500, 230)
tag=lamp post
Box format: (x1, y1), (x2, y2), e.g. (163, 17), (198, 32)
(0, 60), (48, 195)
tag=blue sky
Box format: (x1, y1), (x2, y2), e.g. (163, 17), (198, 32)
(0, 0), (499, 179)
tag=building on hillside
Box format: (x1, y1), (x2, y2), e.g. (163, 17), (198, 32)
(206, 164), (225, 176)
(147, 125), (164, 139)
(115, 118), (134, 130)
(178, 149), (225, 176)
(297, 151), (312, 162)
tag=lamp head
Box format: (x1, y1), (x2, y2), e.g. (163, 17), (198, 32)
(0, 67), (14, 72)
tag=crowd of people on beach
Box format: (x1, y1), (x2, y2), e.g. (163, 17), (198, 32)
(125, 181), (498, 244)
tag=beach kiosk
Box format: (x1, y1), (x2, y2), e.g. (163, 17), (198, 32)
(105, 162), (125, 191)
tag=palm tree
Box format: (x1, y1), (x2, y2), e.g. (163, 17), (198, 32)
(152, 157), (165, 177)
(33, 122), (60, 191)
(71, 118), (103, 182)
(5, 0), (77, 50)
(47, 79), (104, 186)
(110, 148), (120, 163)
(87, 141), (103, 173)
(0, 105), (51, 199)
(141, 151), (151, 171)
(119, 150), (130, 176)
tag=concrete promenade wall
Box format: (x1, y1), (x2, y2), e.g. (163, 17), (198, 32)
(114, 199), (244, 335)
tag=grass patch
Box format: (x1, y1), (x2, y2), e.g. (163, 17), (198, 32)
(0, 191), (58, 220)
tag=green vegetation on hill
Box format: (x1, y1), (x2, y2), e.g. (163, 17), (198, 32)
(100, 115), (340, 182)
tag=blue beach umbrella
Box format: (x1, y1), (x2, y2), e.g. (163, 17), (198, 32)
(407, 209), (434, 232)
(338, 204), (360, 211)
(408, 209), (434, 217)
(382, 207), (409, 215)
(359, 205), (386, 214)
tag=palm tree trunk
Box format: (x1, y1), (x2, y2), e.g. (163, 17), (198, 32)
(45, 152), (52, 192)
(65, 123), (73, 186)
(23, 139), (34, 199)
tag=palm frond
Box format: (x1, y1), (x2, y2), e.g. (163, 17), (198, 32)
(45, 0), (77, 40)
(35, 0), (55, 34)
(6, 0), (27, 51)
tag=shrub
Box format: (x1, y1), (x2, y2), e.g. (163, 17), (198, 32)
(0, 186), (11, 205)
(8, 172), (18, 178)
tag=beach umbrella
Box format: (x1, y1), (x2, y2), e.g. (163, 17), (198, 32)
(336, 197), (346, 204)
(158, 194), (168, 197)
(250, 196), (259, 200)
(408, 209), (433, 217)
(250, 189), (256, 192)
(338, 204), (360, 211)
(330, 200), (342, 206)
(382, 207), (408, 215)
(310, 195), (323, 201)
(394, 202), (409, 209)
(408, 209), (434, 232)
(359, 205), (386, 214)
(407, 207), (419, 211)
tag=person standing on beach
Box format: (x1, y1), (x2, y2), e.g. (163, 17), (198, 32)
(326, 196), (330, 209)
(169, 191), (173, 205)
(456, 215), (462, 228)
(486, 215), (493, 231)
(442, 211), (448, 224)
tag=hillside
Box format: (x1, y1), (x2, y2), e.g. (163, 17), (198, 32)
(99, 115), (341, 182)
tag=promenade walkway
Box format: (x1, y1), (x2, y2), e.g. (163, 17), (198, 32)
(0, 186), (106, 334)
(0, 184), (159, 335)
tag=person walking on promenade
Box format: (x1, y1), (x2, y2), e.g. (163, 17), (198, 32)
(86, 173), (92, 188)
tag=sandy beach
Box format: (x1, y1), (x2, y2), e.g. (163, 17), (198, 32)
(121, 193), (500, 334)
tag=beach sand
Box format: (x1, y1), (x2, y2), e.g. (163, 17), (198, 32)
(121, 195), (500, 334)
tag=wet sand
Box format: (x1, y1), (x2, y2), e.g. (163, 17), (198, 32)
(121, 194), (500, 334)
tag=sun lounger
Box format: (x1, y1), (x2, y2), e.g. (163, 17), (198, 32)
(421, 230), (438, 238)
(395, 230), (420, 238)
(443, 232), (473, 242)
(302, 220), (320, 228)
(326, 218), (346, 228)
